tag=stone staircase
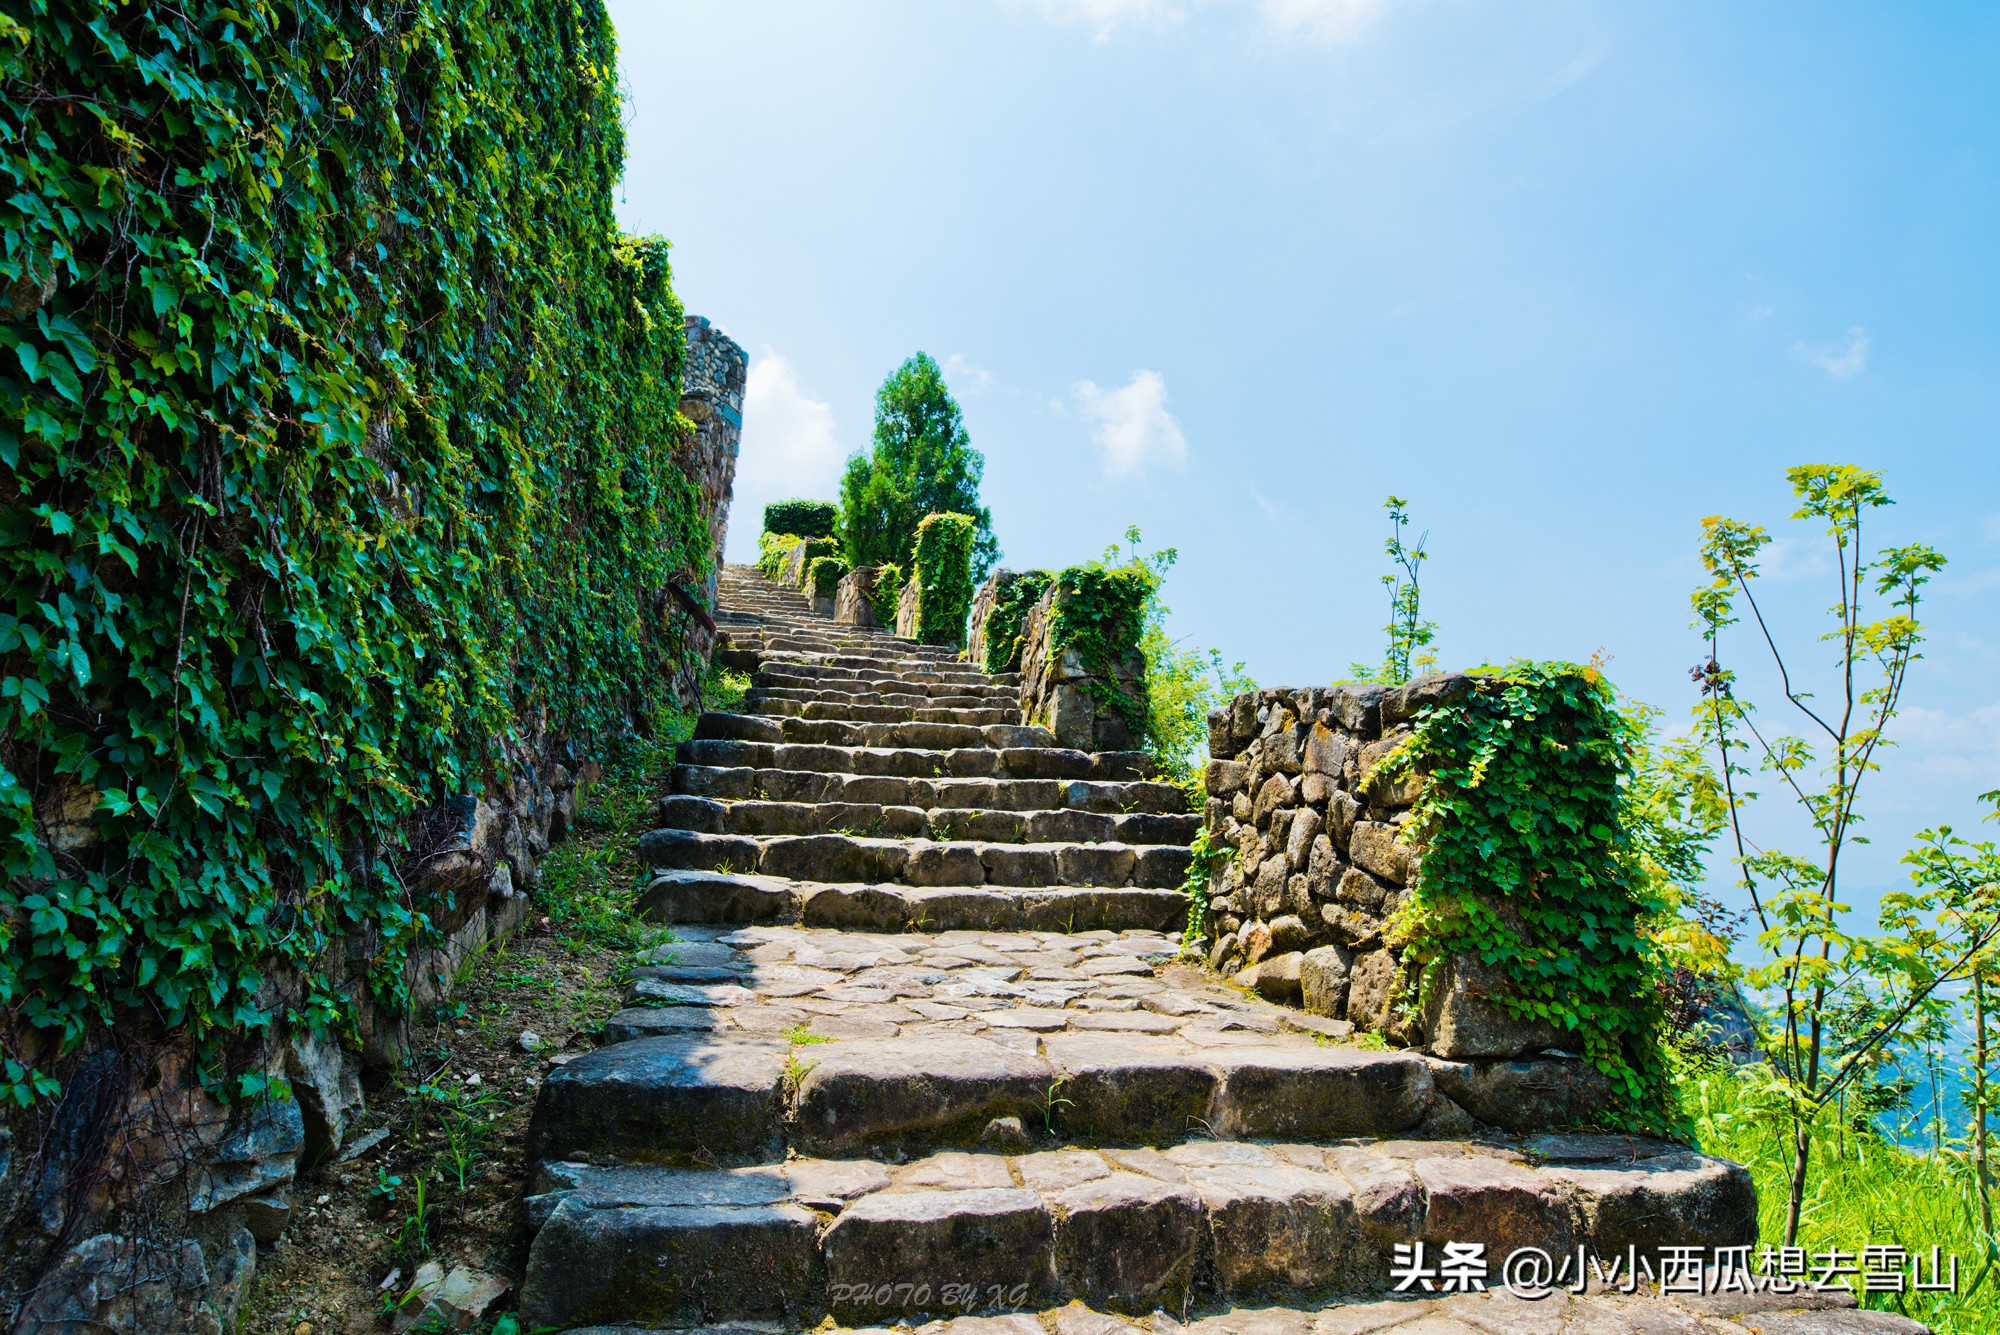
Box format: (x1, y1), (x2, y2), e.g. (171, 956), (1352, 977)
(516, 564), (1910, 1335)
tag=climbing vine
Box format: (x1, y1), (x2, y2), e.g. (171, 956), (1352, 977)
(1378, 662), (1673, 1127)
(869, 562), (906, 627)
(910, 512), (976, 647)
(0, 1), (712, 1102)
(979, 570), (1052, 673)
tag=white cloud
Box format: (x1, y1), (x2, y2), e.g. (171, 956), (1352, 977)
(942, 353), (996, 394)
(1250, 486), (1289, 519)
(1794, 327), (1870, 378)
(1015, 0), (1182, 39)
(1075, 370), (1188, 479)
(1258, 0), (1382, 43)
(729, 349), (843, 558)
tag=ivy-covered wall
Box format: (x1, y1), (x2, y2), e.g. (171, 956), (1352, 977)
(0, 1), (733, 1324)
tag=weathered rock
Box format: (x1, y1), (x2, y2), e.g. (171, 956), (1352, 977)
(190, 1093), (304, 1214)
(1348, 821), (1416, 886)
(1211, 1046), (1433, 1140)
(14, 1234), (214, 1335)
(1414, 1153), (1576, 1259)
(1045, 1034), (1219, 1142)
(1543, 1150), (1757, 1257)
(1381, 672), (1472, 725)
(1421, 954), (1566, 1059)
(1178, 1157), (1369, 1297)
(1300, 943), (1354, 1018)
(286, 1029), (363, 1165)
(1429, 1055), (1612, 1133)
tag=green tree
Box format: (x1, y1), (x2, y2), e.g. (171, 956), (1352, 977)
(1687, 464), (2000, 1246)
(839, 353), (998, 577)
(1349, 495), (1437, 685)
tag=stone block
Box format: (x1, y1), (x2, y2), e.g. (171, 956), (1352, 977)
(1429, 1055), (1612, 1133)
(824, 1188), (1056, 1319)
(528, 1037), (786, 1165)
(1052, 1174), (1202, 1311)
(1349, 820), (1417, 886)
(1180, 1161), (1369, 1297)
(1044, 1034), (1220, 1142)
(1414, 1154), (1576, 1260)
(1300, 944), (1355, 1018)
(1211, 1046), (1433, 1140)
(521, 1197), (823, 1330)
(793, 1038), (1051, 1153)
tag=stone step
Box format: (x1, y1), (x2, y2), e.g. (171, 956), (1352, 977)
(637, 827), (1193, 888)
(695, 711), (1053, 750)
(756, 659), (1020, 690)
(656, 795), (1201, 846)
(677, 738), (1156, 782)
(748, 683), (1019, 709)
(517, 1136), (1758, 1330)
(530, 1029), (1439, 1166)
(752, 675), (1021, 705)
(748, 697), (1025, 727)
(670, 765), (1192, 815)
(636, 869), (1190, 933)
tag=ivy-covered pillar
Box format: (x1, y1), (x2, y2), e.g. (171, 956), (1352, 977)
(1015, 567), (1151, 753)
(1199, 665), (1670, 1129)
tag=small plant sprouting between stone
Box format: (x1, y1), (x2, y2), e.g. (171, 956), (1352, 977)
(1350, 494), (1438, 686)
(1041, 1077), (1074, 1137)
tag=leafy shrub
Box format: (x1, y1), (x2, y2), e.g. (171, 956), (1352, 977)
(757, 531), (804, 580)
(806, 555), (850, 602)
(762, 499), (837, 540)
(839, 353), (997, 578)
(0, 0), (710, 1101)
(791, 537), (841, 588)
(910, 513), (978, 647)
(979, 571), (1053, 674)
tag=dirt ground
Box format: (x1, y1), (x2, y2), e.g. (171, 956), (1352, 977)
(239, 918), (631, 1333)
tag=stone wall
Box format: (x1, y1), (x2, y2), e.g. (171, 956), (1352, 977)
(672, 316), (746, 699)
(0, 319), (743, 1335)
(1199, 673), (1616, 1131)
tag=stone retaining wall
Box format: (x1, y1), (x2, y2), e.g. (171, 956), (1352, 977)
(1199, 674), (1616, 1123)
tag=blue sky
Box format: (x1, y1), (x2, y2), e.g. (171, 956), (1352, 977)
(607, 0), (1999, 907)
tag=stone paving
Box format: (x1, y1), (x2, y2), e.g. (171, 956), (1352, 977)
(517, 567), (1927, 1335)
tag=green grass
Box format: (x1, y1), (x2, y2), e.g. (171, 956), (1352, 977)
(535, 668), (749, 951)
(1681, 1056), (1997, 1332)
